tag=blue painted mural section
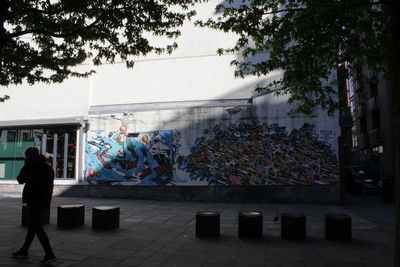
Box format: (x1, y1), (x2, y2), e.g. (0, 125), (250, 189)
(85, 126), (182, 185)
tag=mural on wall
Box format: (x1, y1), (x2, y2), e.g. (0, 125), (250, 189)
(85, 125), (182, 185)
(85, 122), (338, 186)
(177, 122), (338, 185)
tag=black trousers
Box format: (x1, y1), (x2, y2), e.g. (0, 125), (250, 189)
(21, 206), (53, 255)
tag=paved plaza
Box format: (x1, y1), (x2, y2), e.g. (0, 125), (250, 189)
(0, 193), (395, 267)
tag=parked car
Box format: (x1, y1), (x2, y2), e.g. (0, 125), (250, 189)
(344, 166), (381, 195)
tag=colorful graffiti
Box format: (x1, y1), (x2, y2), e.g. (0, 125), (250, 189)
(177, 122), (338, 185)
(85, 122), (338, 186)
(85, 126), (182, 185)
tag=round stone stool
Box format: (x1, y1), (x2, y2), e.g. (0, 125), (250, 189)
(57, 204), (85, 228)
(325, 213), (352, 241)
(196, 212), (220, 238)
(238, 211), (263, 238)
(92, 206), (120, 230)
(281, 213), (306, 239)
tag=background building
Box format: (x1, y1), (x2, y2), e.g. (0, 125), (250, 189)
(347, 68), (392, 178)
(344, 64), (393, 199)
(0, 1), (340, 202)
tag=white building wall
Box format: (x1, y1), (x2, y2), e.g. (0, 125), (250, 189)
(0, 1), (340, 189)
(85, 97), (340, 186)
(89, 0), (270, 106)
(89, 55), (268, 106)
(0, 65), (91, 121)
(0, 0), (272, 119)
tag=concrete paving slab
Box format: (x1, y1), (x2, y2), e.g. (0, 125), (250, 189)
(0, 194), (394, 267)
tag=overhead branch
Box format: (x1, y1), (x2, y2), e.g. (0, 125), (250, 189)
(345, 0), (391, 9)
(8, 7), (121, 39)
(20, 7), (67, 16)
(262, 8), (304, 15)
(262, 1), (390, 16)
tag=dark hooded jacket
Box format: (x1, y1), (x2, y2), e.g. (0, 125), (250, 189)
(17, 155), (54, 209)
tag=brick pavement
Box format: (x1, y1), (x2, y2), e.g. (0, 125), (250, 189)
(0, 194), (395, 267)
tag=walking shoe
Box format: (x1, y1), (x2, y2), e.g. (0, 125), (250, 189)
(12, 249), (28, 259)
(40, 253), (56, 265)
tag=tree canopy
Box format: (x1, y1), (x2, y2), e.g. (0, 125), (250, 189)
(0, 0), (202, 101)
(198, 1), (399, 266)
(196, 0), (392, 116)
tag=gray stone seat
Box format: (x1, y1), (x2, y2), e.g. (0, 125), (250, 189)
(195, 212), (220, 238)
(57, 204), (85, 228)
(281, 212), (306, 239)
(325, 213), (352, 241)
(21, 203), (50, 226)
(238, 211), (263, 238)
(92, 206), (120, 230)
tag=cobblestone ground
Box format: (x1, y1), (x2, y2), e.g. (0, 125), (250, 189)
(0, 193), (395, 267)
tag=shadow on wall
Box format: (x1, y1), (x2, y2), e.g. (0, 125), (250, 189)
(211, 0), (279, 83)
(83, 87), (339, 188)
(66, 0), (339, 195)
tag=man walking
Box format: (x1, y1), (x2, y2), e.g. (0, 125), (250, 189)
(12, 147), (56, 264)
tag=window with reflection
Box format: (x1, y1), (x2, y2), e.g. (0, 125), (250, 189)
(0, 126), (77, 180)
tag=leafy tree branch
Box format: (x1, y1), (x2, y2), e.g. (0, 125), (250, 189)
(0, 0), (204, 87)
(197, 0), (392, 117)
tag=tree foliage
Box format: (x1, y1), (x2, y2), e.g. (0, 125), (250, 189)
(197, 0), (392, 116)
(0, 0), (203, 101)
(199, 2), (399, 266)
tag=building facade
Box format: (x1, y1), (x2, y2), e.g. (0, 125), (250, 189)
(0, 1), (341, 202)
(348, 66), (393, 183)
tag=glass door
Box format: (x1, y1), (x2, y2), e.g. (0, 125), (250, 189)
(42, 128), (77, 179)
